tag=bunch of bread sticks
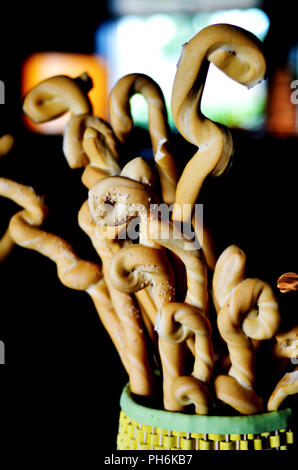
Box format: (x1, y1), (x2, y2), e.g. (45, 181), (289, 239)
(0, 23), (297, 415)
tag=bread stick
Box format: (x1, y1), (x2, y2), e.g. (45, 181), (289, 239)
(214, 375), (263, 415)
(109, 243), (185, 411)
(0, 136), (16, 262)
(213, 245), (280, 413)
(156, 302), (213, 414)
(23, 73), (92, 123)
(171, 24), (266, 224)
(78, 200), (154, 396)
(267, 367), (298, 411)
(156, 302), (213, 383)
(63, 114), (119, 171)
(109, 73), (179, 204)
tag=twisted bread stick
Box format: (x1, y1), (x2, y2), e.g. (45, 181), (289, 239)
(214, 375), (262, 415)
(109, 73), (179, 204)
(109, 243), (185, 411)
(78, 201), (153, 396)
(192, 212), (217, 271)
(63, 114), (119, 172)
(217, 278), (280, 389)
(156, 302), (213, 413)
(172, 376), (211, 415)
(171, 24), (266, 224)
(156, 302), (213, 383)
(267, 367), (298, 411)
(213, 245), (280, 413)
(23, 73), (92, 123)
(2, 179), (129, 372)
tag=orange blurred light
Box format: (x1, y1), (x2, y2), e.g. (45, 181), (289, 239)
(21, 52), (107, 134)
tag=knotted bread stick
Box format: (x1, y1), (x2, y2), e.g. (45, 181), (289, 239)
(213, 245), (281, 413)
(171, 24), (266, 224)
(109, 243), (186, 411)
(156, 302), (213, 382)
(156, 302), (213, 414)
(63, 114), (121, 187)
(109, 73), (179, 204)
(23, 73), (92, 123)
(217, 278), (281, 389)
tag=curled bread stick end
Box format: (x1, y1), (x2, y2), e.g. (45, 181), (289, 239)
(171, 24), (265, 224)
(173, 375), (212, 415)
(277, 272), (298, 293)
(267, 368), (298, 411)
(109, 244), (175, 304)
(23, 74), (92, 123)
(109, 73), (179, 204)
(0, 134), (14, 157)
(214, 375), (263, 415)
(156, 302), (214, 384)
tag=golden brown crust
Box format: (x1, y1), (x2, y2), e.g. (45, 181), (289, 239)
(23, 73), (92, 123)
(171, 24), (266, 224)
(109, 73), (179, 204)
(267, 367), (298, 411)
(214, 375), (263, 415)
(214, 246), (280, 392)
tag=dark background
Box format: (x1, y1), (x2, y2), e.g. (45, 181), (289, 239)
(0, 1), (297, 457)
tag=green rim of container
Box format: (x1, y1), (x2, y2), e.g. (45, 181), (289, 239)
(120, 384), (292, 434)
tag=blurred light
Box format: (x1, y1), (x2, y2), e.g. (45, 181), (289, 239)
(109, 0), (262, 15)
(96, 8), (269, 131)
(22, 53), (107, 134)
(209, 8), (270, 39)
